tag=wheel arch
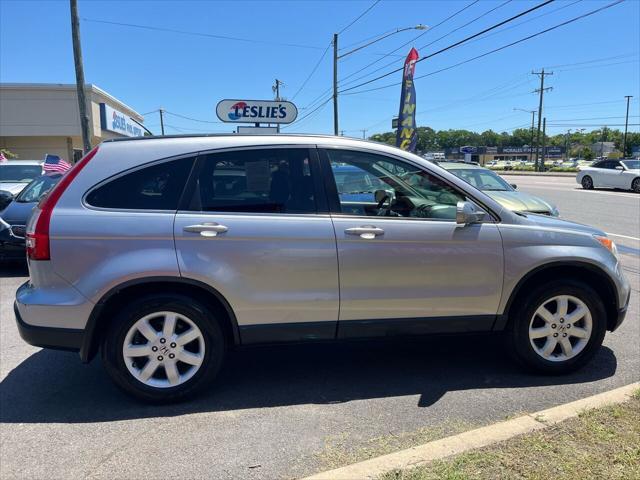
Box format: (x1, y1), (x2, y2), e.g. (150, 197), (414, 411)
(80, 277), (240, 363)
(495, 261), (619, 332)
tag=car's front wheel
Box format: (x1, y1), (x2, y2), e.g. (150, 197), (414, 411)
(632, 177), (640, 193)
(507, 280), (606, 374)
(581, 175), (593, 189)
(102, 294), (225, 403)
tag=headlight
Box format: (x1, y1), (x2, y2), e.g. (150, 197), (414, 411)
(594, 235), (618, 257)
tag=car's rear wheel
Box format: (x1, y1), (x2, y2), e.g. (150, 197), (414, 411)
(507, 280), (606, 374)
(632, 177), (640, 193)
(101, 294), (225, 403)
(581, 175), (593, 189)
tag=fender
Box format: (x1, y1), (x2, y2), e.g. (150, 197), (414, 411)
(80, 276), (240, 362)
(493, 260), (619, 331)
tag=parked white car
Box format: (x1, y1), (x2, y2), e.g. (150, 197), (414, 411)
(0, 160), (44, 195)
(576, 159), (640, 193)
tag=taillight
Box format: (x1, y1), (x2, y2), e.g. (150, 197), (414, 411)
(26, 146), (99, 260)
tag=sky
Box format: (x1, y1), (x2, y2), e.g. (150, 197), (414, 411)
(1, 0), (639, 138)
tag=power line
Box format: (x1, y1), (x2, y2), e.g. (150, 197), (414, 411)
(82, 18), (324, 50)
(163, 110), (225, 124)
(418, 0), (513, 51)
(339, 0), (557, 94)
(338, 0), (381, 35)
(341, 0), (625, 96)
(282, 97), (333, 130)
(338, 0), (481, 87)
(291, 42), (332, 100)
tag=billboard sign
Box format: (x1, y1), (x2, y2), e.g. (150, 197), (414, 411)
(216, 99), (297, 124)
(99, 103), (144, 137)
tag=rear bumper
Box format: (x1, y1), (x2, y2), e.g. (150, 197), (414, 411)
(15, 301), (84, 352)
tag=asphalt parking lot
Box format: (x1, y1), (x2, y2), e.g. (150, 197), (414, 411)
(1, 175), (638, 480)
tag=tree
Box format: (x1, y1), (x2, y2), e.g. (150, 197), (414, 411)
(0, 148), (17, 159)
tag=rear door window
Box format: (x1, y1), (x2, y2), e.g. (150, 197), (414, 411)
(187, 148), (317, 214)
(86, 157), (194, 210)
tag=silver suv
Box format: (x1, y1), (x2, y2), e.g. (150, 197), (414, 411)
(15, 135), (630, 402)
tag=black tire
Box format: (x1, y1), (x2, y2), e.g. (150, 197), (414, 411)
(632, 177), (640, 193)
(506, 279), (606, 375)
(581, 175), (593, 190)
(101, 294), (225, 403)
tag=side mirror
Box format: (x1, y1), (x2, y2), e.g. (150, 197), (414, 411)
(456, 201), (486, 225)
(615, 165), (624, 170)
(510, 183), (518, 189)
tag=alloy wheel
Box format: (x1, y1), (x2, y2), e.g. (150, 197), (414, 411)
(632, 178), (640, 193)
(528, 295), (592, 362)
(581, 176), (593, 189)
(123, 311), (205, 388)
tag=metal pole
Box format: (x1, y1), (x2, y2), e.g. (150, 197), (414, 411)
(623, 95), (632, 157)
(274, 79), (282, 133)
(333, 33), (339, 136)
(533, 69), (552, 171)
(600, 127), (605, 158)
(541, 117), (547, 170)
(70, 0), (92, 154)
(565, 129), (571, 161)
(530, 111), (535, 162)
(159, 109), (165, 136)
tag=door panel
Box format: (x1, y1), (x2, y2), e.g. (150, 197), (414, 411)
(174, 147), (339, 342)
(331, 217), (503, 321)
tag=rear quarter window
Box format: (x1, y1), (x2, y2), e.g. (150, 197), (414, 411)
(85, 157), (194, 210)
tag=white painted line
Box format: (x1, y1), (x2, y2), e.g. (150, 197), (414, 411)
(606, 232), (640, 241)
(303, 382), (640, 480)
(522, 185), (639, 198)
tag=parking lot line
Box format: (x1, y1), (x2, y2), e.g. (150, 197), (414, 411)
(606, 232), (640, 242)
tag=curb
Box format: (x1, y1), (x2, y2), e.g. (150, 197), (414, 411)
(302, 382), (639, 480)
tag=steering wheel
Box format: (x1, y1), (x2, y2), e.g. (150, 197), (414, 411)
(415, 203), (433, 218)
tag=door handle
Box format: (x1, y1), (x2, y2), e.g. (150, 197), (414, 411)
(183, 222), (228, 237)
(345, 226), (384, 239)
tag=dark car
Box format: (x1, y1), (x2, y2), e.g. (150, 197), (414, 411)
(0, 173), (62, 261)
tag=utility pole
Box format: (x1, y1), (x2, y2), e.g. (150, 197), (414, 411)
(529, 111), (536, 161)
(273, 79), (284, 133)
(70, 0), (91, 155)
(600, 126), (606, 158)
(159, 109), (165, 136)
(565, 129), (571, 161)
(361, 129), (367, 139)
(339, 130), (345, 136)
(333, 33), (339, 136)
(532, 69), (553, 171)
(623, 95), (633, 157)
(541, 117), (547, 170)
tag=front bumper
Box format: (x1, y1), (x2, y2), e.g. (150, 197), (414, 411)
(610, 289), (630, 332)
(14, 301), (84, 352)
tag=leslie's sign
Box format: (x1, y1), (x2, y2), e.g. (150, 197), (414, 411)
(216, 99), (297, 124)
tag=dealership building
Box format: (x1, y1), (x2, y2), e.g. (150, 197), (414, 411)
(0, 83), (145, 162)
(444, 145), (565, 164)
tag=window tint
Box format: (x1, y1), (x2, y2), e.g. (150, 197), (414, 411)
(189, 148), (316, 214)
(86, 157), (193, 210)
(326, 149), (465, 220)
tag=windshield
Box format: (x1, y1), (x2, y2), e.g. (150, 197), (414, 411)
(448, 168), (513, 191)
(0, 164), (42, 182)
(622, 160), (640, 170)
(16, 174), (61, 203)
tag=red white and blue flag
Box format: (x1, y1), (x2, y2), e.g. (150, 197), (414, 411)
(43, 154), (72, 174)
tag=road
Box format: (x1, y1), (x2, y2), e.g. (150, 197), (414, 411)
(1, 176), (638, 480)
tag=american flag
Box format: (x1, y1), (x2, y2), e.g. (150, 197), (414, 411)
(0, 151), (8, 163)
(43, 154), (72, 174)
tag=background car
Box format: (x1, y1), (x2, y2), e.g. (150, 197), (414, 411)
(0, 173), (61, 261)
(0, 160), (43, 195)
(0, 189), (14, 210)
(576, 159), (640, 192)
(438, 161), (559, 216)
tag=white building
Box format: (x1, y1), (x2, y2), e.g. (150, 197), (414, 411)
(0, 83), (145, 161)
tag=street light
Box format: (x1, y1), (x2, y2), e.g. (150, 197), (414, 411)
(333, 24), (428, 135)
(514, 108), (536, 160)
